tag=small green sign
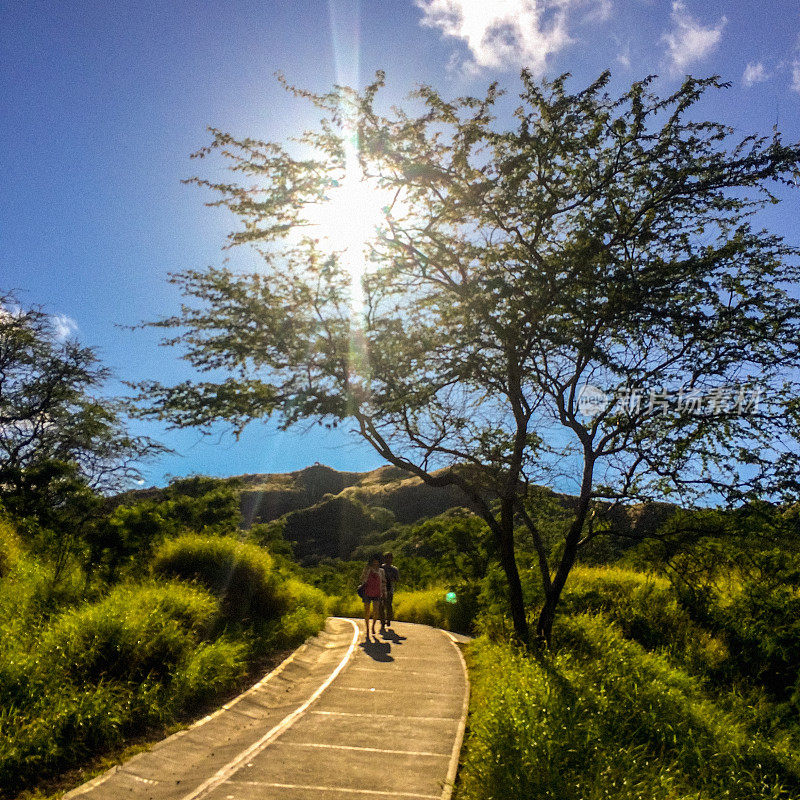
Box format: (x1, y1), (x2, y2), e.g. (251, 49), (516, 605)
(445, 591), (457, 604)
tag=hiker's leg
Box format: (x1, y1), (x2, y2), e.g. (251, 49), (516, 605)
(369, 599), (378, 633)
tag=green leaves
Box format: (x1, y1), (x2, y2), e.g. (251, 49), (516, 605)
(0, 292), (163, 497)
(141, 69), (800, 641)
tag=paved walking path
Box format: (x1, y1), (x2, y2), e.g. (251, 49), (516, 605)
(64, 618), (470, 800)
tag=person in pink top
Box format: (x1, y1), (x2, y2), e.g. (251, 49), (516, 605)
(359, 554), (386, 640)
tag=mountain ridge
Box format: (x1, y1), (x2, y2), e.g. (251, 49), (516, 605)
(121, 463), (678, 563)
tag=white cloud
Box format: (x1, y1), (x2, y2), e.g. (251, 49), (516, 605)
(616, 42), (631, 70)
(51, 314), (78, 341)
(792, 61), (800, 93)
(582, 0), (612, 25)
(662, 1), (726, 75)
(742, 61), (769, 87)
(416, 0), (608, 75)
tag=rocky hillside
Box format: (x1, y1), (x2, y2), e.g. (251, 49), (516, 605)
(121, 463), (677, 563)
(239, 464), (465, 528)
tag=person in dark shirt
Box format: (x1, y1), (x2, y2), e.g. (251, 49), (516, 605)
(380, 552), (399, 631)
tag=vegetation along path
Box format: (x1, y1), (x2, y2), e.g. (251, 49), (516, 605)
(64, 618), (469, 800)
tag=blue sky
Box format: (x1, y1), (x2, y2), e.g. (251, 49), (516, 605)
(2, 0), (799, 487)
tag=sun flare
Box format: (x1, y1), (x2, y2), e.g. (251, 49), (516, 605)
(302, 142), (391, 317)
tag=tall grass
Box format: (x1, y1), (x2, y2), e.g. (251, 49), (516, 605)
(39, 581), (219, 683)
(0, 535), (327, 798)
(0, 516), (20, 578)
(560, 566), (731, 678)
(0, 579), (243, 795)
(457, 617), (800, 800)
(152, 533), (288, 623)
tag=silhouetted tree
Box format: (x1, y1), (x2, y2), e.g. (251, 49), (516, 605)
(137, 71), (800, 644)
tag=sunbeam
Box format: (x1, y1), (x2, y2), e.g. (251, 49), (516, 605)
(303, 136), (389, 318)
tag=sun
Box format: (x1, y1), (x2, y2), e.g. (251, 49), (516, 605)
(302, 141), (391, 316)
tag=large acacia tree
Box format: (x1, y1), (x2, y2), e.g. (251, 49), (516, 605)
(138, 71), (800, 645)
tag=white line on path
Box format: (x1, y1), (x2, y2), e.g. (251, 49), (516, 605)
(350, 667), (446, 676)
(275, 741), (450, 758)
(178, 618), (360, 800)
(311, 710), (459, 722)
(340, 686), (464, 698)
(226, 781), (441, 799)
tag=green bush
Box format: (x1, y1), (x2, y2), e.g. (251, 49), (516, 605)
(0, 579), (223, 795)
(0, 580), (252, 796)
(457, 618), (800, 800)
(719, 578), (800, 696)
(561, 566), (730, 679)
(329, 589), (364, 618)
(251, 577), (328, 653)
(393, 589), (449, 626)
(445, 581), (481, 634)
(39, 581), (218, 684)
(641, 544), (800, 697)
(282, 576), (328, 614)
(0, 529), (330, 797)
(171, 638), (249, 709)
(0, 680), (128, 793)
(152, 534), (287, 624)
(260, 606), (328, 652)
(0, 516), (20, 579)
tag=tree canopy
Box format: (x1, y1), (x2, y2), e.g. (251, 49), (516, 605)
(137, 70), (800, 644)
(0, 293), (162, 495)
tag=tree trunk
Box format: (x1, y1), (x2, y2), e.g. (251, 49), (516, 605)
(496, 500), (530, 646)
(536, 503), (590, 646)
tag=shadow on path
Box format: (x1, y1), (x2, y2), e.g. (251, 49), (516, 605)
(360, 639), (394, 662)
(379, 628), (407, 645)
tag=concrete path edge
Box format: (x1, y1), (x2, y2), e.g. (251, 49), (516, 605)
(441, 630), (471, 800)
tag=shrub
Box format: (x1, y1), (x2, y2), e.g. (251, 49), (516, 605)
(152, 534), (287, 623)
(250, 577), (328, 654)
(560, 566), (731, 679)
(0, 634), (34, 713)
(260, 606), (328, 652)
(282, 576), (328, 615)
(0, 580), (258, 796)
(329, 589), (364, 618)
(720, 578), (800, 696)
(445, 581), (481, 634)
(171, 638), (249, 709)
(392, 589), (449, 626)
(0, 681), (127, 794)
(457, 619), (800, 800)
(39, 581), (218, 684)
(0, 516), (20, 579)
(0, 547), (330, 798)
